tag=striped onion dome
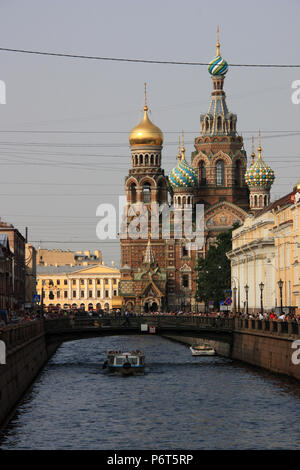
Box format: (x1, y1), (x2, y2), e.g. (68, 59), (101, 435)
(245, 153), (275, 188)
(208, 55), (228, 76)
(169, 149), (198, 189)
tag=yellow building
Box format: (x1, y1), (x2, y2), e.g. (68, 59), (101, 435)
(227, 209), (276, 313)
(272, 186), (300, 312)
(37, 263), (122, 311)
(228, 183), (300, 314)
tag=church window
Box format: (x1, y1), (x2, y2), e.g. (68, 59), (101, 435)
(216, 160), (224, 186)
(145, 154), (149, 165)
(130, 182), (137, 203)
(234, 160), (241, 186)
(143, 182), (151, 203)
(139, 154), (143, 165)
(199, 161), (206, 185)
(217, 116), (222, 132)
(182, 246), (188, 257)
(150, 154), (154, 165)
(254, 195), (258, 207)
(182, 275), (189, 288)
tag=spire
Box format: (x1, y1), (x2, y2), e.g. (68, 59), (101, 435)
(143, 238), (155, 266)
(144, 82), (148, 112)
(177, 135), (181, 161)
(181, 130), (186, 160)
(257, 129), (262, 160)
(251, 136), (256, 164)
(216, 25), (220, 56)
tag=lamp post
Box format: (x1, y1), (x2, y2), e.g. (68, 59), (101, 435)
(244, 284), (249, 316)
(233, 286), (237, 314)
(259, 282), (264, 314)
(278, 279), (284, 315)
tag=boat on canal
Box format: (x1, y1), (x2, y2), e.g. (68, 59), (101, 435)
(103, 350), (145, 375)
(190, 344), (216, 356)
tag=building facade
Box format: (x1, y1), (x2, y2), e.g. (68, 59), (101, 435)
(228, 182), (300, 314)
(0, 234), (13, 312)
(37, 248), (102, 267)
(119, 34), (273, 313)
(0, 221), (26, 310)
(25, 244), (37, 308)
(37, 263), (122, 311)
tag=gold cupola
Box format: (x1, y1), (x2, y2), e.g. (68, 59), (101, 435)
(129, 84), (163, 148)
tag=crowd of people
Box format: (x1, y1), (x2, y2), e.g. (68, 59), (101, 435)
(0, 306), (300, 329)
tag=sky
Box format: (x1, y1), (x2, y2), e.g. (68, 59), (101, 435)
(0, 0), (299, 265)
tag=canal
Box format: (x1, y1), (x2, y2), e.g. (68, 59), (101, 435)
(0, 335), (299, 450)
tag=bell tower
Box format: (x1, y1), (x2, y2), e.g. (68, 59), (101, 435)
(120, 84), (169, 270)
(192, 27), (249, 211)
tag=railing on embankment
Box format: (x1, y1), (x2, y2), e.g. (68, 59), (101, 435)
(44, 315), (235, 335)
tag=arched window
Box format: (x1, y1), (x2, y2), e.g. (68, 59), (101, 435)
(150, 154), (154, 165)
(142, 182), (151, 203)
(235, 160), (241, 186)
(216, 160), (224, 186)
(135, 155), (138, 165)
(199, 161), (206, 185)
(205, 117), (210, 132)
(264, 194), (268, 206)
(217, 116), (222, 132)
(139, 154), (143, 165)
(145, 154), (149, 165)
(130, 182), (137, 203)
(254, 195), (258, 207)
(259, 195), (263, 207)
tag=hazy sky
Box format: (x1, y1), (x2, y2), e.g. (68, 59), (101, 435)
(0, 0), (299, 265)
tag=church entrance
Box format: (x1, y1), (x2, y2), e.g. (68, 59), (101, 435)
(144, 299), (159, 313)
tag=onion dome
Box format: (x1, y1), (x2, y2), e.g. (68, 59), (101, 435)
(129, 85), (163, 147)
(169, 145), (198, 189)
(208, 26), (228, 76)
(129, 105), (163, 147)
(245, 137), (275, 188)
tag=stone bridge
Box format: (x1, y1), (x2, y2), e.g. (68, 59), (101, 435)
(44, 315), (234, 346)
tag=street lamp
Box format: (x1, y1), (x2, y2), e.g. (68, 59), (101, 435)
(233, 286), (237, 314)
(244, 284), (249, 315)
(259, 282), (264, 314)
(278, 279), (284, 314)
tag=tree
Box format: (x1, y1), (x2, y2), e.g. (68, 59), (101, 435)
(195, 224), (238, 310)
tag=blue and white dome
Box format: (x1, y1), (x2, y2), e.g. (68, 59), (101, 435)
(169, 150), (198, 189)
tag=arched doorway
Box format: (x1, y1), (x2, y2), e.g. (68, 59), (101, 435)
(144, 298), (159, 313)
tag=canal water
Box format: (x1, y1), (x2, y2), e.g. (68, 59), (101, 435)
(0, 335), (300, 450)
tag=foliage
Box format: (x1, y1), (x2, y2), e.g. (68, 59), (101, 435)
(195, 224), (238, 310)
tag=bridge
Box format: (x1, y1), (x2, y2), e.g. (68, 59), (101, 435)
(43, 315), (235, 345)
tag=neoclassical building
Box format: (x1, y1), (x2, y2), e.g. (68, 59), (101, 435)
(37, 263), (122, 311)
(119, 33), (275, 313)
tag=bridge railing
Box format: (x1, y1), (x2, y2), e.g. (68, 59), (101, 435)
(0, 320), (45, 352)
(44, 315), (235, 332)
(235, 318), (299, 337)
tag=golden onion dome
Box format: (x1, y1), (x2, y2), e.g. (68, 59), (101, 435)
(129, 105), (163, 147)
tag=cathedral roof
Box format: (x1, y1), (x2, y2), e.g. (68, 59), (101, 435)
(129, 84), (163, 147)
(169, 146), (198, 189)
(245, 136), (275, 189)
(208, 27), (228, 76)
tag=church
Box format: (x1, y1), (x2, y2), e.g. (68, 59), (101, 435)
(118, 31), (275, 313)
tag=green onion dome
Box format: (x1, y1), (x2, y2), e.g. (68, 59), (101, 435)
(245, 151), (275, 188)
(208, 55), (228, 76)
(169, 148), (198, 189)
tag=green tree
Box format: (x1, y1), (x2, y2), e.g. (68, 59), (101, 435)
(195, 225), (238, 310)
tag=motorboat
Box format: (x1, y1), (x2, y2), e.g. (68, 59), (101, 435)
(190, 343), (216, 356)
(103, 350), (145, 375)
